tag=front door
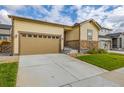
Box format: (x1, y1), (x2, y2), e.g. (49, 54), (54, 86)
(112, 38), (117, 48)
(120, 38), (122, 48)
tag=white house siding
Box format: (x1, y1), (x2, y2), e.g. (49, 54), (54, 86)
(122, 35), (124, 49)
(119, 34), (124, 49)
(99, 28), (112, 50)
(99, 37), (111, 50)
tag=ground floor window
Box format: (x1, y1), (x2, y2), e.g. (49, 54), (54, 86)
(87, 29), (93, 41)
(0, 35), (9, 41)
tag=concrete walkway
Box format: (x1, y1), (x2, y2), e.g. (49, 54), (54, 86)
(17, 54), (124, 87)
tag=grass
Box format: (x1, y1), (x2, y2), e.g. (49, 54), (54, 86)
(0, 62), (18, 87)
(77, 53), (124, 71)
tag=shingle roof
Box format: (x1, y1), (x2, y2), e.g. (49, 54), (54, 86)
(8, 15), (102, 29)
(0, 24), (11, 30)
(107, 32), (124, 37)
(8, 15), (71, 27)
(101, 27), (112, 31)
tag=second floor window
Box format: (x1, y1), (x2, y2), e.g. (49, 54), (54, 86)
(87, 29), (93, 41)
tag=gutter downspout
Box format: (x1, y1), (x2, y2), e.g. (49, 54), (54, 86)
(11, 18), (14, 56)
(78, 24), (81, 53)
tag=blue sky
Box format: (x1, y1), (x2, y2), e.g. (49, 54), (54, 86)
(0, 5), (124, 31)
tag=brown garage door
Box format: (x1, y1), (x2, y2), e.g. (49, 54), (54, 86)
(19, 32), (61, 55)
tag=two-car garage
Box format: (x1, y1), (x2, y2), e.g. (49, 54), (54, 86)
(9, 15), (64, 55)
(19, 32), (61, 55)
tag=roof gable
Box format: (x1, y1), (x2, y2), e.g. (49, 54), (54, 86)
(79, 19), (101, 30)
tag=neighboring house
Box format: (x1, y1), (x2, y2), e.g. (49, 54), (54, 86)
(9, 15), (101, 55)
(0, 24), (12, 54)
(108, 32), (124, 50)
(0, 24), (11, 41)
(99, 27), (112, 50)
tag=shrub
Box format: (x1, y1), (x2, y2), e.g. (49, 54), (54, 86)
(97, 49), (107, 54)
(87, 48), (98, 54)
(87, 48), (107, 54)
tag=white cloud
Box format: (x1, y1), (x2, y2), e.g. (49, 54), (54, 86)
(1, 5), (124, 33)
(4, 5), (25, 11)
(104, 6), (124, 32)
(106, 6), (124, 24)
(43, 5), (64, 21)
(0, 9), (11, 24)
(73, 5), (124, 32)
(3, 5), (26, 16)
(75, 6), (110, 24)
(0, 5), (27, 25)
(43, 5), (74, 25)
(31, 5), (50, 16)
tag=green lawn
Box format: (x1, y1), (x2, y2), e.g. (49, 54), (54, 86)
(0, 62), (18, 87)
(77, 53), (124, 71)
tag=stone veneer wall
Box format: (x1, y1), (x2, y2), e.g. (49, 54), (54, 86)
(65, 40), (79, 49)
(80, 40), (98, 49)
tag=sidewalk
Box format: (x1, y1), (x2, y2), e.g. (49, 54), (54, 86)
(108, 50), (124, 54)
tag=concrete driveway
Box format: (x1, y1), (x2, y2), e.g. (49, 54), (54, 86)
(17, 54), (124, 87)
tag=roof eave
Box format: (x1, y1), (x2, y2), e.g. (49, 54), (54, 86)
(8, 15), (72, 28)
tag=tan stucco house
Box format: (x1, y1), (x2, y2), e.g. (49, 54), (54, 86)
(8, 15), (101, 55)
